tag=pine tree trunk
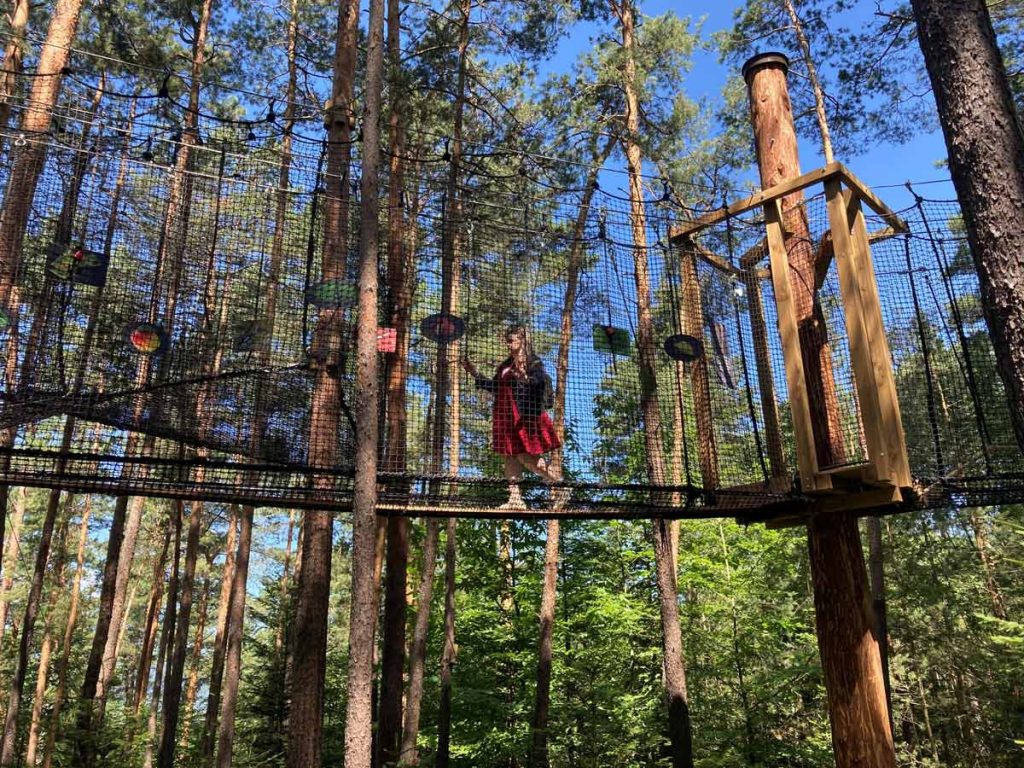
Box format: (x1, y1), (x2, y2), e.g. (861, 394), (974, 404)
(529, 519), (559, 768)
(376, 0), (414, 756)
(133, 520), (172, 717)
(24, 498), (74, 767)
(214, 505), (252, 768)
(201, 506), (237, 762)
(615, 2), (692, 764)
(866, 517), (893, 731)
(911, 0), (1024, 451)
(79, 9), (204, 750)
(0, 0), (82, 618)
(158, 500), (205, 767)
(144, 525), (179, 768)
(274, 508), (296, 660)
(342, 0), (385, 760)
(807, 514), (895, 768)
(743, 54), (895, 768)
(780, 0), (834, 162)
(0, 484), (63, 765)
(25, 633), (55, 765)
(529, 137), (611, 768)
(179, 576), (210, 753)
(95, 495), (146, 721)
(0, 486), (25, 646)
(284, 0), (357, 759)
(435, 519), (458, 768)
(742, 54), (846, 469)
(399, 519), (440, 765)
(0, 0), (30, 134)
(42, 493), (93, 768)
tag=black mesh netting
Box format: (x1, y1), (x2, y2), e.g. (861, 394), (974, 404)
(1, 96), (1022, 519)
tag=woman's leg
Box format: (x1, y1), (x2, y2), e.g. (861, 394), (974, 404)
(517, 453), (559, 483)
(500, 456), (526, 508)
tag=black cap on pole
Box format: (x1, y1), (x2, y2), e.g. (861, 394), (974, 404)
(742, 52), (791, 84)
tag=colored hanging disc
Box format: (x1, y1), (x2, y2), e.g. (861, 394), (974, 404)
(125, 322), (168, 356)
(420, 313), (464, 343)
(664, 334), (704, 362)
(377, 327), (397, 353)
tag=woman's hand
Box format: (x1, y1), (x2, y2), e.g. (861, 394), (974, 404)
(461, 357), (478, 377)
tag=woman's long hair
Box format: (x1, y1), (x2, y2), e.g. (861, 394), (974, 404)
(505, 323), (534, 374)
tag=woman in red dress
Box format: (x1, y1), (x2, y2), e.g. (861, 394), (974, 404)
(462, 325), (568, 510)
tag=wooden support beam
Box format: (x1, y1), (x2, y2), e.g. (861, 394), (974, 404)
(825, 177), (890, 483)
(764, 198), (825, 491)
(670, 163), (844, 239)
(669, 162), (908, 241)
(845, 190), (912, 488)
(837, 166), (908, 233)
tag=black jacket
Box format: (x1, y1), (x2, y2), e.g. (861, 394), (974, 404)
(475, 355), (548, 420)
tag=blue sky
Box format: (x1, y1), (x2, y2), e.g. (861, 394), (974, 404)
(537, 0), (956, 214)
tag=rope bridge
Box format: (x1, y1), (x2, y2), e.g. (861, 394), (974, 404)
(1, 100), (1021, 522)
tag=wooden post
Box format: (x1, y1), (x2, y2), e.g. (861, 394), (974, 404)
(845, 191), (911, 487)
(744, 52), (896, 768)
(679, 237), (720, 490)
(825, 178), (888, 482)
(743, 52), (846, 472)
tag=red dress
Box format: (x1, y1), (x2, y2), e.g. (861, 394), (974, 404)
(492, 365), (561, 456)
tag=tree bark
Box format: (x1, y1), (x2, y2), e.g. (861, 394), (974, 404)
(435, 519), (458, 768)
(529, 137), (613, 768)
(284, 0), (357, 759)
(0, 0), (30, 134)
(158, 500), (205, 767)
(807, 513), (895, 768)
(743, 54), (846, 469)
(95, 495), (146, 722)
(0, 482), (64, 765)
(179, 576), (210, 752)
(376, 0), (414, 756)
(866, 517), (893, 732)
(398, 520), (440, 765)
(24, 497), (74, 767)
(0, 0), (82, 617)
(744, 53), (895, 768)
(133, 520), (172, 717)
(0, 486), (25, 645)
(201, 506), (237, 761)
(529, 519), (559, 768)
(342, 0), (385, 759)
(615, 2), (693, 764)
(911, 0), (1024, 451)
(42, 493), (93, 768)
(144, 519), (180, 768)
(25, 633), (55, 766)
(780, 0), (834, 163)
(214, 505), (252, 768)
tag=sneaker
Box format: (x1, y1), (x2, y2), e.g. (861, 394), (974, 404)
(498, 493), (527, 511)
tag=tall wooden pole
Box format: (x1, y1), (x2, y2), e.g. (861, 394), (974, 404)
(743, 52), (895, 768)
(742, 52), (845, 471)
